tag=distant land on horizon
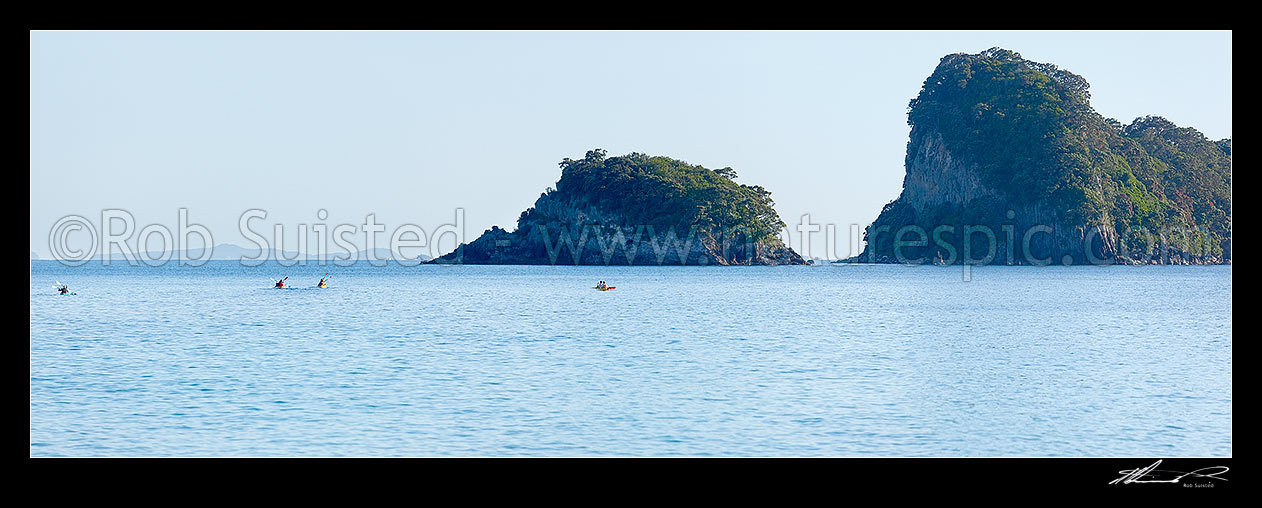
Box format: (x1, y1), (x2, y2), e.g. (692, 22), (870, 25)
(56, 243), (433, 263)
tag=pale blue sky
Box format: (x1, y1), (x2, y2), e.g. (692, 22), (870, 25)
(30, 30), (1231, 260)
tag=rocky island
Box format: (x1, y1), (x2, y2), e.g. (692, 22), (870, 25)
(856, 48), (1231, 265)
(430, 149), (806, 265)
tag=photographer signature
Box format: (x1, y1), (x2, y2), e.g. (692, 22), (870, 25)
(1109, 460), (1229, 485)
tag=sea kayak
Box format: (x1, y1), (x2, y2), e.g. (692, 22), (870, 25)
(592, 286), (616, 291)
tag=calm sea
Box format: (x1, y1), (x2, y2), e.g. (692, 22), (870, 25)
(29, 261), (1232, 456)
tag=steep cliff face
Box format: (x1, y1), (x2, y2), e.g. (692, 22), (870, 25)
(858, 48), (1231, 265)
(888, 124), (1076, 264)
(431, 149), (806, 266)
(901, 127), (997, 212)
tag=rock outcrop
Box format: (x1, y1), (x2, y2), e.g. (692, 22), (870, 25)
(856, 48), (1231, 265)
(431, 150), (806, 266)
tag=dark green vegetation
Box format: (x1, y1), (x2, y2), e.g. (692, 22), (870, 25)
(540, 150), (785, 246)
(861, 48), (1231, 265)
(432, 150), (804, 265)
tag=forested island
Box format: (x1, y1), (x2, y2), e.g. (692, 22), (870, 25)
(432, 48), (1229, 267)
(429, 150), (805, 265)
(856, 48), (1231, 265)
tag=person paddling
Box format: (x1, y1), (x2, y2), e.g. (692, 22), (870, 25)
(317, 273), (328, 288)
(58, 284), (69, 295)
(274, 276), (288, 289)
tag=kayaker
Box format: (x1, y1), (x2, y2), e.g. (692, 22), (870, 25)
(275, 278), (286, 289)
(318, 277), (327, 288)
(58, 284), (69, 295)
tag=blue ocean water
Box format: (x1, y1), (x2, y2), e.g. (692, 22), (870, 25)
(29, 261), (1231, 457)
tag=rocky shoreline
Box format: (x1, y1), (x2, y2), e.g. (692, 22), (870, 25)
(430, 224), (805, 266)
(840, 253), (1230, 266)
